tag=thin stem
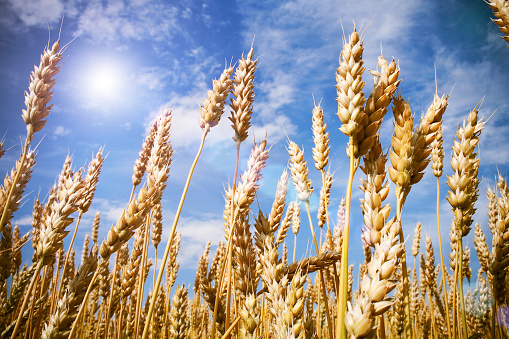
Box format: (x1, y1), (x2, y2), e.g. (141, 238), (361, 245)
(129, 185), (136, 203)
(117, 299), (125, 339)
(452, 249), (459, 338)
(141, 129), (208, 339)
(436, 177), (452, 339)
(103, 253), (120, 339)
(212, 142), (240, 339)
(135, 215), (151, 337)
(378, 315), (386, 339)
(213, 225), (234, 338)
(458, 236), (468, 339)
(305, 201), (333, 339)
(10, 261), (42, 339)
(396, 195), (413, 339)
(221, 315), (241, 339)
(321, 169), (333, 240)
(0, 138), (30, 234)
(56, 209), (84, 305)
(69, 262), (103, 337)
(428, 290), (438, 339)
(491, 301), (496, 339)
(224, 143), (241, 338)
(305, 201), (319, 251)
(49, 255), (63, 313)
(293, 234), (297, 262)
(336, 140), (356, 339)
(154, 247), (158, 290)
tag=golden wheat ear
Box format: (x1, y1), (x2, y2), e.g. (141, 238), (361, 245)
(486, 0), (509, 47)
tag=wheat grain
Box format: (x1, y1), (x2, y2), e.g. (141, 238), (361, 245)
(36, 169), (84, 265)
(312, 103), (330, 171)
(431, 125), (444, 178)
(239, 293), (259, 338)
(474, 222), (491, 275)
(230, 45), (257, 144)
(22, 39), (63, 140)
(358, 56), (400, 157)
(275, 201), (295, 247)
(268, 169), (289, 232)
(359, 138), (390, 248)
(168, 286), (190, 339)
(99, 184), (159, 260)
(317, 171), (333, 230)
(133, 121), (157, 188)
(490, 174), (509, 306)
(412, 222), (422, 258)
(288, 140), (313, 203)
(199, 67), (234, 132)
(41, 256), (97, 339)
(194, 241), (211, 299)
(336, 27), (366, 158)
(233, 216), (259, 300)
(0, 150), (36, 228)
(487, 0), (509, 46)
(79, 148), (104, 213)
(151, 202), (163, 251)
(447, 107), (485, 237)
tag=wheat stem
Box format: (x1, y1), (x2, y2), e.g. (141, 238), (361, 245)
(321, 170), (333, 241)
(458, 237), (468, 339)
(396, 197), (413, 339)
(293, 233), (297, 262)
(221, 315), (241, 339)
(451, 249), (459, 338)
(305, 201), (333, 339)
(103, 253), (120, 339)
(9, 260), (42, 339)
(0, 139), (29, 234)
(135, 214), (151, 337)
(55, 209), (84, 306)
(142, 129), (208, 339)
(224, 143), (241, 338)
(436, 177), (452, 338)
(337, 140), (356, 339)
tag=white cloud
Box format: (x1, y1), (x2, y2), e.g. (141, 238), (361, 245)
(137, 67), (172, 91)
(14, 215), (33, 227)
(73, 0), (178, 42)
(152, 207), (224, 269)
(54, 125), (70, 137)
(8, 0), (64, 26)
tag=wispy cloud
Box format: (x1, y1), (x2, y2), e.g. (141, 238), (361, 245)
(6, 0), (64, 27)
(53, 125), (71, 139)
(137, 67), (172, 91)
(73, 0), (179, 42)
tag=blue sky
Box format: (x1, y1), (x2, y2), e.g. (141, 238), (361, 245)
(1, 0), (508, 290)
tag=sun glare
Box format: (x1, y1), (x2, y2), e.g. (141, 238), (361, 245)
(85, 62), (123, 103)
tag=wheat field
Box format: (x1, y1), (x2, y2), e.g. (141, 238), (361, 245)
(0, 2), (509, 339)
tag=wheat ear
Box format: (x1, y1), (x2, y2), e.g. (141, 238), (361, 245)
(58, 148), (104, 304)
(335, 27), (368, 339)
(223, 46), (257, 334)
(486, 0), (509, 47)
(0, 39), (63, 236)
(447, 105), (485, 339)
(41, 256), (97, 338)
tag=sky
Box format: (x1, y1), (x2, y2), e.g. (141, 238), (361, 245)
(1, 0), (508, 292)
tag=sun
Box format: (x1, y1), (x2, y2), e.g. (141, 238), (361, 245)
(85, 62), (123, 103)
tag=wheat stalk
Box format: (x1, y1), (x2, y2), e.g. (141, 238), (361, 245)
(447, 105), (485, 339)
(147, 66), (233, 339)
